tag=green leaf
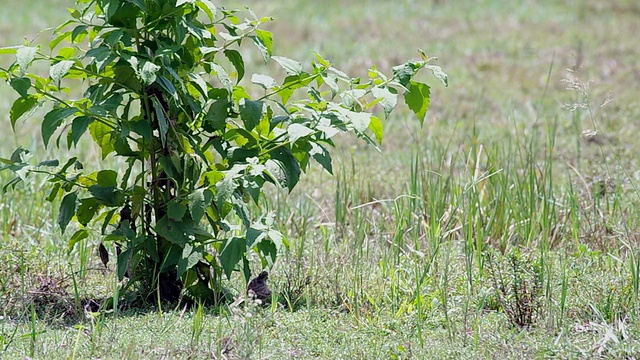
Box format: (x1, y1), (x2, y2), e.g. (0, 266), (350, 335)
(196, 0), (217, 20)
(371, 86), (398, 118)
(117, 248), (132, 280)
(265, 147), (300, 192)
(251, 74), (276, 89)
(392, 61), (423, 88)
(246, 226), (266, 248)
(252, 29), (273, 61)
(177, 243), (203, 279)
(42, 107), (78, 147)
(287, 123), (314, 144)
(77, 198), (101, 226)
(404, 81), (431, 125)
(140, 61), (160, 85)
(224, 49), (245, 83)
(211, 63), (232, 92)
(58, 192), (77, 234)
(368, 115), (383, 144)
(219, 237), (245, 279)
(188, 188), (212, 222)
(334, 106), (371, 132)
(167, 200), (187, 221)
(71, 25), (89, 43)
(10, 95), (39, 130)
(89, 185), (123, 207)
(50, 60), (74, 86)
(256, 239), (277, 268)
(96, 170), (118, 187)
(0, 46), (18, 55)
(67, 229), (89, 254)
(89, 121), (115, 159)
(271, 56), (302, 76)
(205, 99), (229, 131)
(427, 65), (449, 87)
(156, 75), (177, 99)
(310, 142), (333, 174)
(16, 46), (38, 74)
(150, 96), (169, 147)
(71, 116), (94, 146)
(156, 216), (193, 246)
(10, 77), (31, 98)
(239, 99), (264, 131)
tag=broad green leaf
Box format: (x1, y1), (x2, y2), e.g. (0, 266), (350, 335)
(71, 116), (94, 146)
(89, 121), (115, 158)
(188, 188), (212, 222)
(167, 200), (187, 221)
(129, 120), (152, 141)
(205, 99), (229, 131)
(156, 75), (177, 99)
(196, 0), (217, 20)
(371, 86), (398, 118)
(211, 63), (232, 92)
(219, 237), (245, 279)
(272, 56), (302, 76)
(392, 61), (423, 87)
(10, 77), (31, 98)
(10, 95), (39, 130)
(334, 106), (371, 132)
(246, 225), (266, 248)
(176, 0), (194, 6)
(77, 198), (100, 226)
(96, 170), (118, 187)
(0, 46), (19, 55)
(156, 216), (194, 246)
(404, 81), (431, 125)
(224, 49), (244, 83)
(256, 240), (277, 268)
(67, 229), (89, 254)
(89, 185), (124, 206)
(287, 123), (314, 144)
(140, 61), (160, 85)
(16, 46), (38, 74)
(49, 30), (71, 51)
(177, 243), (203, 278)
(309, 142), (333, 174)
(50, 60), (74, 86)
(265, 147), (300, 192)
(427, 65), (449, 87)
(58, 192), (77, 234)
(117, 248), (132, 280)
(42, 107), (78, 147)
(320, 72), (339, 97)
(252, 29), (273, 61)
(71, 25), (88, 43)
(251, 74), (276, 89)
(368, 115), (383, 143)
(239, 99), (263, 131)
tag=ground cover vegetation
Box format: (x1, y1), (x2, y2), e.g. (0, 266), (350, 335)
(2, 0), (640, 358)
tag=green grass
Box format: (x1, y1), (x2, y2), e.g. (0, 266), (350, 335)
(3, 0), (640, 358)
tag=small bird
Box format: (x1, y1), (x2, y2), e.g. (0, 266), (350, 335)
(230, 271), (272, 307)
(247, 271), (272, 303)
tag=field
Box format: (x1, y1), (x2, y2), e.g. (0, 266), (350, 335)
(2, 0), (640, 358)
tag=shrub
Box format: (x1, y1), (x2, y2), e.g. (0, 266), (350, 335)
(0, 0), (446, 303)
